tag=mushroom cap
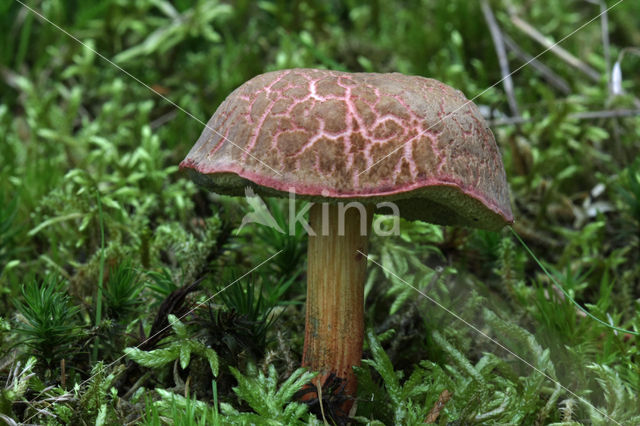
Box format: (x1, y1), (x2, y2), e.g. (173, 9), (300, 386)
(180, 69), (513, 230)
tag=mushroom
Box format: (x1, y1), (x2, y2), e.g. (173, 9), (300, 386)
(180, 69), (513, 417)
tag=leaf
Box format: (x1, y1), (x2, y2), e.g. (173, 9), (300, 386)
(432, 330), (486, 385)
(124, 346), (179, 368)
(179, 344), (191, 370)
(155, 389), (211, 414)
(362, 329), (401, 403)
(228, 365), (315, 423)
(95, 404), (107, 426)
(203, 347), (219, 377)
(168, 314), (187, 338)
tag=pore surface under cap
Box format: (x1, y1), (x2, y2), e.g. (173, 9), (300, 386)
(180, 68), (513, 230)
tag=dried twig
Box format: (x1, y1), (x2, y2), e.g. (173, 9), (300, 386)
(425, 389), (451, 423)
(584, 0), (611, 89)
(489, 109), (640, 126)
(60, 358), (66, 389)
(502, 33), (571, 94)
(509, 13), (601, 82)
(122, 371), (152, 400)
(150, 110), (178, 129)
(571, 109), (640, 120)
(0, 413), (18, 426)
(481, 0), (520, 117)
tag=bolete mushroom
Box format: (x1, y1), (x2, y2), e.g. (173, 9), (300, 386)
(180, 69), (513, 418)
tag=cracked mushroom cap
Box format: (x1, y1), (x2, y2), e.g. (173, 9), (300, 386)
(180, 68), (513, 230)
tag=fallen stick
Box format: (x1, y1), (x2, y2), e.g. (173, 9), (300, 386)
(481, 0), (520, 117)
(489, 109), (640, 126)
(502, 33), (571, 94)
(510, 13), (601, 82)
(425, 389), (452, 423)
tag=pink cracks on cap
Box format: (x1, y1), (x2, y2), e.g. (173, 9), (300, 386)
(180, 69), (514, 229)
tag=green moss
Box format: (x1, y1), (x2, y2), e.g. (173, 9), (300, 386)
(0, 0), (639, 423)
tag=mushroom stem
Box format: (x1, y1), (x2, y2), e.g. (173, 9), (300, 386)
(302, 202), (373, 414)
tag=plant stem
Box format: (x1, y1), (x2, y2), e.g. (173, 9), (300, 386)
(302, 202), (373, 414)
(92, 191), (106, 363)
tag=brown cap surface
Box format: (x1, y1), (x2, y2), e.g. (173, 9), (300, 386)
(180, 68), (513, 230)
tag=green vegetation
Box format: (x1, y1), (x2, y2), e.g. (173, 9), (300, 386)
(1, 0), (639, 424)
